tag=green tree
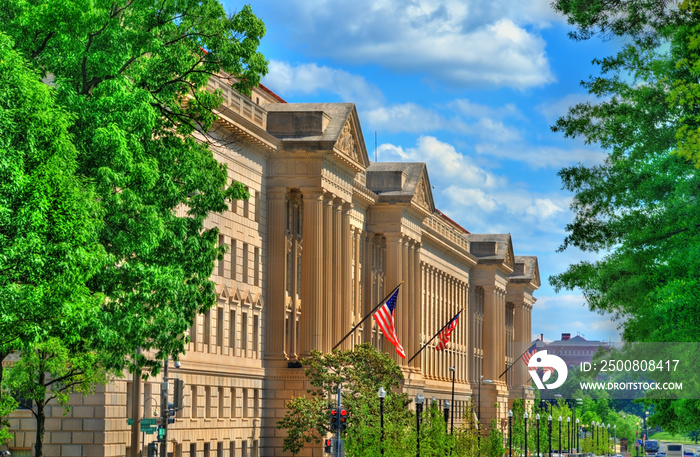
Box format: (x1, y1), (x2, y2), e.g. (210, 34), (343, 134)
(453, 400), (480, 457)
(550, 0), (700, 433)
(4, 336), (109, 457)
(276, 343), (412, 456)
(0, 0), (268, 376)
(482, 417), (505, 457)
(0, 30), (107, 445)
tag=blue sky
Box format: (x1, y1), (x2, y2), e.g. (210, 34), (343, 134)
(231, 0), (624, 343)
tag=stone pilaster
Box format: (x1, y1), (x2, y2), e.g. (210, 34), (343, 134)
(384, 233), (404, 362)
(264, 188), (287, 360)
(300, 188), (324, 356)
(341, 203), (353, 350)
(332, 198), (343, 349)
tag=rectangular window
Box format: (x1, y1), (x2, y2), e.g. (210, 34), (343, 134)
(241, 312), (248, 353)
(191, 385), (198, 418)
(190, 315), (198, 346)
(218, 235), (225, 277)
(218, 386), (225, 419)
(217, 307), (224, 347)
(254, 190), (261, 223)
(253, 440), (259, 457)
(242, 441), (248, 457)
(253, 247), (260, 287)
(243, 388), (249, 418)
(229, 310), (236, 350)
(253, 388), (259, 417)
(243, 189), (250, 219)
(217, 442), (224, 457)
(204, 308), (211, 346)
(253, 315), (259, 356)
(242, 244), (249, 283)
(229, 441), (235, 457)
(205, 386), (212, 418)
(204, 442), (211, 457)
(190, 443), (197, 457)
(230, 387), (236, 418)
(230, 240), (237, 280)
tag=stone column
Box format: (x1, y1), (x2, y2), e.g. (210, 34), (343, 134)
(482, 285), (501, 382)
(400, 237), (410, 367)
(352, 228), (361, 346)
(362, 232), (373, 344)
(340, 202), (353, 350)
(411, 243), (421, 370)
(323, 194), (334, 352)
(384, 233), (404, 362)
(300, 188), (324, 355)
(264, 188), (287, 360)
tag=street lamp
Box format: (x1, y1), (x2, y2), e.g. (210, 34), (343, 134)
(613, 424), (617, 455)
(576, 418), (580, 453)
(415, 394), (424, 457)
(567, 417), (571, 453)
(478, 376), (493, 457)
(509, 410), (513, 457)
(525, 412), (529, 457)
(450, 367), (456, 435)
(644, 411), (649, 451)
(607, 424), (611, 456)
(559, 416), (562, 456)
(548, 415), (553, 457)
(444, 401), (451, 435)
(378, 387), (386, 456)
(595, 421), (599, 451)
(537, 413), (541, 457)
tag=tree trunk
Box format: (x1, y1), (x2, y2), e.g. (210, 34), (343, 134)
(34, 370), (46, 457)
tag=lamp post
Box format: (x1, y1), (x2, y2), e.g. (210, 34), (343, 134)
(636, 421), (640, 457)
(644, 411), (649, 451)
(444, 401), (451, 435)
(594, 421), (598, 452)
(607, 424), (610, 456)
(415, 394), (424, 457)
(559, 416), (562, 456)
(378, 387), (386, 456)
(548, 415), (553, 457)
(450, 367), (456, 435)
(576, 418), (580, 453)
(478, 376), (493, 457)
(613, 424), (617, 456)
(567, 417), (571, 453)
(525, 412), (529, 457)
(535, 413), (540, 457)
(509, 410), (513, 457)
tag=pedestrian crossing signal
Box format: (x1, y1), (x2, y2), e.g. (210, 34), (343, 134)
(339, 409), (348, 431)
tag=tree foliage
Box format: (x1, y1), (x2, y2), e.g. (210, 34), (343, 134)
(0, 0), (268, 375)
(550, 0), (700, 343)
(0, 30), (109, 446)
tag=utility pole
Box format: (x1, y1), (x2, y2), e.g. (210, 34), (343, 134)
(159, 359), (169, 457)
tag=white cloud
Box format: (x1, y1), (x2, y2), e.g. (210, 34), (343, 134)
(474, 143), (606, 169)
(365, 104), (443, 133)
(536, 93), (599, 125)
(251, 0), (557, 89)
(262, 60), (384, 109)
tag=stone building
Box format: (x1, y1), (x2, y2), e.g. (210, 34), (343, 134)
(6, 76), (540, 457)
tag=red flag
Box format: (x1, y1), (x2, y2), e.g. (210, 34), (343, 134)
(435, 311), (461, 351)
(373, 284), (405, 358)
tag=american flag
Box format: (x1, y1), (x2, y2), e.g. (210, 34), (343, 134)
(522, 343), (537, 365)
(373, 284), (405, 358)
(435, 311), (461, 351)
(522, 343), (554, 374)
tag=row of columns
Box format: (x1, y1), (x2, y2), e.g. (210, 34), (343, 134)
(422, 265), (470, 382)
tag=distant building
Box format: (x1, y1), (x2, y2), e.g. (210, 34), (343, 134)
(534, 333), (609, 368)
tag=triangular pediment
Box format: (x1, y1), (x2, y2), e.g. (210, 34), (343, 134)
(218, 284), (231, 302)
(504, 238), (515, 270)
(531, 258), (541, 288)
(333, 106), (370, 171)
(412, 168), (436, 213)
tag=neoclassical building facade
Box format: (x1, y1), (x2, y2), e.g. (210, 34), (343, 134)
(6, 77), (540, 457)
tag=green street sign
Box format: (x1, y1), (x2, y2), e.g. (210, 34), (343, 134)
(141, 425), (157, 433)
(141, 418), (158, 426)
(127, 418), (133, 426)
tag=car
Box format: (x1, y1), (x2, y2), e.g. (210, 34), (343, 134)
(656, 452), (666, 457)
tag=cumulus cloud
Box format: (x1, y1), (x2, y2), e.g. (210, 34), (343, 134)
(262, 60), (385, 109)
(251, 0), (557, 89)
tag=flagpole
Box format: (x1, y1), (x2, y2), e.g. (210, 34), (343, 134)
(406, 309), (462, 365)
(332, 282), (403, 351)
(498, 343), (537, 379)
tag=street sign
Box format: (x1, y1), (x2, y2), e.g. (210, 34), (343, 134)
(127, 418), (133, 425)
(141, 425), (157, 434)
(142, 418), (158, 426)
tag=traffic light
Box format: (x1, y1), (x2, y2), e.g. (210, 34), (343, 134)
(330, 408), (339, 432)
(148, 441), (158, 457)
(167, 402), (175, 424)
(173, 378), (185, 411)
(339, 408), (348, 431)
(324, 438), (334, 454)
(157, 425), (165, 441)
